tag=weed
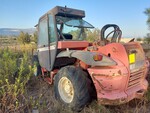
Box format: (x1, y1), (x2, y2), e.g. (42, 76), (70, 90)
(146, 87), (150, 102)
(0, 49), (33, 113)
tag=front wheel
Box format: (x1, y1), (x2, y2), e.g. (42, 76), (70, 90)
(54, 66), (92, 111)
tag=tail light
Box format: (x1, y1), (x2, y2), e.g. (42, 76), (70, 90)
(93, 54), (103, 61)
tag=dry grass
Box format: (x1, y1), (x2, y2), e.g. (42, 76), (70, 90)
(26, 75), (150, 113)
(0, 43), (37, 55)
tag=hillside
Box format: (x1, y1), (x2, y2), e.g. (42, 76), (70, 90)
(0, 28), (36, 36)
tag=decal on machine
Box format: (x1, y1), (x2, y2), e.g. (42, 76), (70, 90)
(38, 45), (56, 52)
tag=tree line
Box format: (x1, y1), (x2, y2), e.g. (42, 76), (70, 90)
(143, 8), (150, 43)
(136, 8), (150, 43)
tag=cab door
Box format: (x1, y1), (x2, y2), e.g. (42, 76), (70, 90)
(37, 14), (57, 71)
(48, 14), (58, 71)
(37, 15), (51, 71)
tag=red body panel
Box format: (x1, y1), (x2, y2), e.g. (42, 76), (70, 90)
(57, 41), (89, 49)
(87, 42), (149, 105)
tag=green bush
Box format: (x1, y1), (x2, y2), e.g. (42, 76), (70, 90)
(145, 87), (150, 102)
(0, 49), (33, 113)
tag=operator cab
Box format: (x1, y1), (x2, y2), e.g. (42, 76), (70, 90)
(37, 6), (94, 71)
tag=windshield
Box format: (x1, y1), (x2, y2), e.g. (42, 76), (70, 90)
(57, 16), (94, 28)
(56, 16), (94, 40)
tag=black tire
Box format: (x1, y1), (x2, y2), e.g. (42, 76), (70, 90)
(32, 55), (41, 76)
(54, 66), (92, 111)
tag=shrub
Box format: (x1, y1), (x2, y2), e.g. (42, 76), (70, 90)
(0, 48), (33, 113)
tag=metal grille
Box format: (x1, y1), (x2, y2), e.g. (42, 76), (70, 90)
(127, 69), (144, 89)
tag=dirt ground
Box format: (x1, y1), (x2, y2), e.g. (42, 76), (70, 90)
(26, 75), (150, 113)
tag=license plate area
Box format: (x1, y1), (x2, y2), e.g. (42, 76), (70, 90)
(129, 53), (135, 64)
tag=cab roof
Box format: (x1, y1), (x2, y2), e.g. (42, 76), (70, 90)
(39, 6), (85, 21)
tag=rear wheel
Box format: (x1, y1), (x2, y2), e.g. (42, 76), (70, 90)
(58, 77), (74, 103)
(54, 66), (92, 111)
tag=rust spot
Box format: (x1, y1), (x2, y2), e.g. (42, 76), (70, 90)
(92, 73), (110, 77)
(118, 70), (122, 75)
(98, 90), (105, 95)
(112, 47), (117, 52)
(98, 98), (127, 105)
(92, 74), (106, 90)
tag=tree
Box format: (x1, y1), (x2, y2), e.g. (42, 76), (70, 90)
(144, 8), (150, 43)
(33, 31), (38, 43)
(144, 8), (150, 29)
(24, 33), (30, 44)
(144, 33), (150, 44)
(17, 31), (30, 44)
(17, 31), (25, 44)
(69, 29), (80, 40)
(136, 37), (142, 41)
(85, 28), (100, 42)
(30, 31), (38, 44)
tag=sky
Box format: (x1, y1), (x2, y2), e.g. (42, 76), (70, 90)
(0, 0), (150, 38)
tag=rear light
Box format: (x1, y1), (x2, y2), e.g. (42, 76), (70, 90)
(93, 54), (103, 61)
